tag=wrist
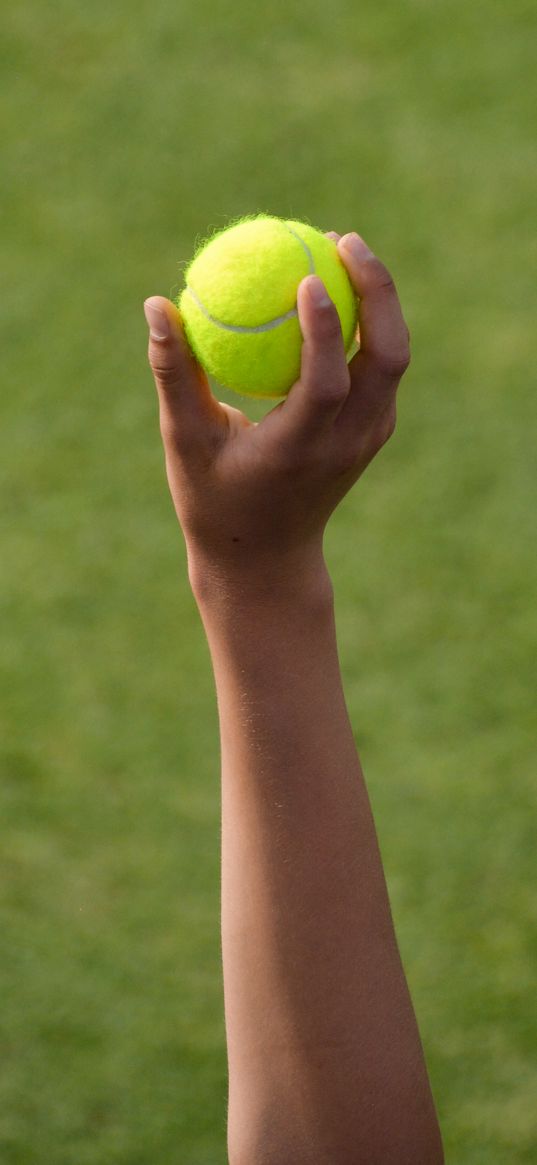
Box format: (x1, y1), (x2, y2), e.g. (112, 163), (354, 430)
(186, 542), (334, 616)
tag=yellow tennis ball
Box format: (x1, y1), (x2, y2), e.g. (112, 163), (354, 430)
(177, 214), (358, 399)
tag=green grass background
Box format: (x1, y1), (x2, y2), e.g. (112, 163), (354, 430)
(2, 0), (536, 1160)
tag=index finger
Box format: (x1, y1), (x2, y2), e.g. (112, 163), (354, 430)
(337, 233), (410, 385)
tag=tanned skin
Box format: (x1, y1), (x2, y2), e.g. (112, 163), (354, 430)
(144, 229), (444, 1165)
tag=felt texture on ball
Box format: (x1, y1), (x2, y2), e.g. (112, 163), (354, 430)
(177, 214), (358, 399)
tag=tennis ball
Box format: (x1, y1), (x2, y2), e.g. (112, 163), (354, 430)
(177, 214), (358, 399)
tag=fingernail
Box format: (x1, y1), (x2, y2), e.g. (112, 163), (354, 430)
(307, 276), (332, 308)
(144, 300), (170, 339)
(340, 233), (373, 261)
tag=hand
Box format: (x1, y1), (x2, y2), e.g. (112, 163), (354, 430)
(144, 232), (410, 595)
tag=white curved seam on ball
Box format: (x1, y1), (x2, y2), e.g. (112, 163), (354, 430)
(185, 223), (316, 334)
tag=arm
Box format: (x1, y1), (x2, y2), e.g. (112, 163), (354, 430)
(196, 568), (442, 1165)
(144, 231), (444, 1165)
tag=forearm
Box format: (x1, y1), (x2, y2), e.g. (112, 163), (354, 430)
(192, 558), (443, 1165)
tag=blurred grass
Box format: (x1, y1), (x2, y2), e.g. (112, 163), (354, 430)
(1, 0), (536, 1160)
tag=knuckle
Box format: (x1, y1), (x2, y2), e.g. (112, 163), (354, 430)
(326, 384), (350, 410)
(316, 303), (344, 338)
(364, 256), (395, 291)
(152, 360), (181, 391)
(314, 369), (351, 407)
(375, 347), (411, 379)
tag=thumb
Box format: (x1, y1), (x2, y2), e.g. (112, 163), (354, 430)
(143, 296), (219, 455)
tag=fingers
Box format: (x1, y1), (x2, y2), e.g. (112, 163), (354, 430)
(337, 233), (410, 389)
(144, 296), (221, 458)
(280, 275), (351, 441)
